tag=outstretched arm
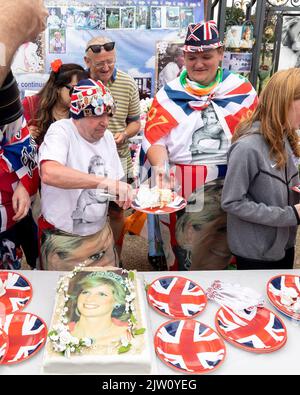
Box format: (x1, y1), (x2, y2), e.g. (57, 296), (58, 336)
(40, 160), (133, 209)
(0, 0), (48, 85)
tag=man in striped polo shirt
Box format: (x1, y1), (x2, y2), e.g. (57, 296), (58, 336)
(84, 36), (141, 258)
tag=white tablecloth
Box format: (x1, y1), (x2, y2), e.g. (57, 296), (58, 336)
(1, 269), (300, 375)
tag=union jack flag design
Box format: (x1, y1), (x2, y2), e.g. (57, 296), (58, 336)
(148, 276), (207, 318)
(0, 328), (8, 363)
(139, 68), (257, 270)
(186, 21), (219, 42)
(267, 274), (300, 320)
(0, 117), (39, 232)
(215, 306), (287, 353)
(1, 312), (47, 364)
(155, 319), (226, 373)
(144, 69), (257, 148)
(70, 78), (115, 118)
(0, 272), (32, 315)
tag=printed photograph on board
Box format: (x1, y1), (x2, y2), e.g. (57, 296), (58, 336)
(278, 15), (300, 70)
(47, 7), (62, 29)
(49, 28), (66, 54)
(240, 25), (254, 49)
(136, 6), (150, 29)
(60, 7), (76, 28)
(120, 6), (136, 29)
(12, 33), (45, 73)
(180, 7), (195, 30)
(151, 6), (162, 29)
(86, 6), (106, 30)
(166, 7), (180, 28)
(106, 7), (120, 29)
(223, 52), (252, 73)
(74, 7), (91, 30)
(224, 25), (243, 48)
(156, 41), (184, 91)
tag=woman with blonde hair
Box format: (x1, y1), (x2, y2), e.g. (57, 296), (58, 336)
(221, 68), (300, 269)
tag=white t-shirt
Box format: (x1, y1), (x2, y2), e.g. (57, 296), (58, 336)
(39, 119), (124, 236)
(150, 104), (230, 165)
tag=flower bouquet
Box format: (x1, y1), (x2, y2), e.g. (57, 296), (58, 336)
(140, 97), (153, 133)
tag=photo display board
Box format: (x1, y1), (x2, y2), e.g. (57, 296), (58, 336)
(13, 0), (204, 98)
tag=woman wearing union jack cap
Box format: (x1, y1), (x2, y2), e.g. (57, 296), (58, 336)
(142, 20), (258, 271)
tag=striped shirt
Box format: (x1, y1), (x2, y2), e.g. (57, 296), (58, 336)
(107, 69), (140, 177)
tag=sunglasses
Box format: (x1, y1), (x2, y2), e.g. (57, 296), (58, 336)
(64, 84), (74, 97)
(85, 42), (115, 53)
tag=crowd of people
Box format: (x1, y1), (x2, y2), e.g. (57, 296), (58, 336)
(1, 1), (300, 272)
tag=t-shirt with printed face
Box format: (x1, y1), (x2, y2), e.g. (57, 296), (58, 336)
(153, 104), (230, 165)
(39, 118), (124, 236)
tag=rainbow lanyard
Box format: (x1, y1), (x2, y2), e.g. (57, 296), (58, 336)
(180, 67), (223, 97)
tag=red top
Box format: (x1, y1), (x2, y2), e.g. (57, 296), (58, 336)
(22, 94), (40, 124)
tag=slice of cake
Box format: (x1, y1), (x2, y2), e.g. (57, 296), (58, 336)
(42, 267), (152, 374)
(137, 185), (173, 208)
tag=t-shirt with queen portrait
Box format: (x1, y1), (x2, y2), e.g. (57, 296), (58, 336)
(39, 118), (124, 236)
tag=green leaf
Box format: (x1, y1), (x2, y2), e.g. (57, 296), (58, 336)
(118, 344), (132, 354)
(128, 271), (135, 281)
(133, 328), (146, 336)
(144, 283), (150, 292)
(48, 330), (57, 337)
(130, 313), (137, 324)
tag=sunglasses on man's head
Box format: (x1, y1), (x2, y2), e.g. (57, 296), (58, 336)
(85, 42), (115, 53)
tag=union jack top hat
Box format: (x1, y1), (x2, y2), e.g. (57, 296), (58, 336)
(70, 78), (116, 119)
(183, 20), (223, 52)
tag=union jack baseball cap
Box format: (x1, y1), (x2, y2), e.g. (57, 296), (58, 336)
(70, 78), (116, 119)
(183, 21), (223, 52)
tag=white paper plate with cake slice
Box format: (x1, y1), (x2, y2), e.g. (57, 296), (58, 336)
(132, 185), (187, 214)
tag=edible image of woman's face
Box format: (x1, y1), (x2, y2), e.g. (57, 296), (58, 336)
(77, 284), (115, 317)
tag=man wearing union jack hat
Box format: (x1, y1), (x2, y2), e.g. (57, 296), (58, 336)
(0, 0), (48, 269)
(84, 35), (141, 260)
(142, 20), (258, 271)
(38, 79), (133, 270)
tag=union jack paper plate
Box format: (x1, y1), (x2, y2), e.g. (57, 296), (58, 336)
(215, 306), (287, 353)
(1, 312), (47, 365)
(147, 276), (207, 318)
(0, 271), (32, 314)
(267, 274), (300, 321)
(131, 194), (187, 215)
(0, 328), (9, 363)
(154, 319), (226, 374)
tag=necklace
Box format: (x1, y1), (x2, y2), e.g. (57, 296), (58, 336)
(180, 67), (223, 96)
